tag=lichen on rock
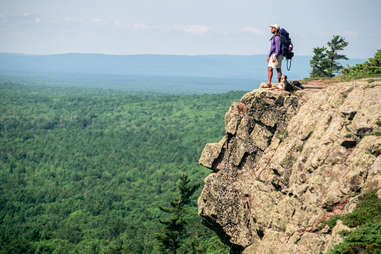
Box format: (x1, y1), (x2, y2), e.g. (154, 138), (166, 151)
(198, 78), (381, 253)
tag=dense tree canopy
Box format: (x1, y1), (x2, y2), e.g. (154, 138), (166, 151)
(0, 83), (241, 253)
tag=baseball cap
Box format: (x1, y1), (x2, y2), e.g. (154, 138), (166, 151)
(270, 24), (280, 30)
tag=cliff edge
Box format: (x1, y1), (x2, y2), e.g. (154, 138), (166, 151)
(198, 78), (381, 253)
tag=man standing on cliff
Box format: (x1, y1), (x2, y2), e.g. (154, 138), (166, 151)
(265, 24), (283, 87)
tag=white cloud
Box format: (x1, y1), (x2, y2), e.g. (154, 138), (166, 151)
(109, 22), (151, 30)
(320, 30), (359, 38)
(342, 30), (359, 37)
(91, 18), (103, 23)
(132, 23), (149, 30)
(173, 25), (210, 35)
(241, 26), (264, 35)
(64, 17), (76, 23)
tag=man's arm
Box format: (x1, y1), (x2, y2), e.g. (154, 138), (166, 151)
(268, 37), (275, 58)
(274, 35), (281, 58)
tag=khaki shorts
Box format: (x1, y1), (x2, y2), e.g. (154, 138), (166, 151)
(268, 53), (283, 69)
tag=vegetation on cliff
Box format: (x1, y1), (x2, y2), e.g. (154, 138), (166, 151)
(310, 35), (348, 78)
(326, 190), (381, 254)
(342, 49), (381, 80)
(310, 34), (380, 81)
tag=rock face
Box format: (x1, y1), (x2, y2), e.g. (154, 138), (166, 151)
(198, 79), (381, 253)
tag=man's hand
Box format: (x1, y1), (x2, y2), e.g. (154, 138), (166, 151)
(272, 57), (276, 63)
(267, 57), (269, 63)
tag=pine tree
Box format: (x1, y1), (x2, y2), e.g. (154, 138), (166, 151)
(155, 174), (200, 254)
(310, 35), (348, 78)
(342, 49), (381, 78)
(326, 35), (349, 77)
(310, 47), (330, 78)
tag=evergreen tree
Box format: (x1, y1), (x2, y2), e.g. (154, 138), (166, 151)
(155, 174), (200, 254)
(326, 35), (349, 76)
(310, 47), (330, 78)
(310, 35), (348, 78)
(342, 49), (381, 78)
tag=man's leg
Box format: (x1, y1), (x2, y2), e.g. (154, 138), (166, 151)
(277, 68), (282, 82)
(267, 66), (273, 85)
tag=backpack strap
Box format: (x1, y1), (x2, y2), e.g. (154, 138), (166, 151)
(270, 34), (280, 41)
(286, 58), (292, 71)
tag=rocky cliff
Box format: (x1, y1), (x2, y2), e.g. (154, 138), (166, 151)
(198, 78), (381, 253)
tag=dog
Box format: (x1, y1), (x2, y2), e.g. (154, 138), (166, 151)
(260, 75), (289, 90)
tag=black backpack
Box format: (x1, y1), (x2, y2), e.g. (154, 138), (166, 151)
(278, 28), (294, 70)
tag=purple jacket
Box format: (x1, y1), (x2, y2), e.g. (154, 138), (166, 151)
(268, 35), (281, 58)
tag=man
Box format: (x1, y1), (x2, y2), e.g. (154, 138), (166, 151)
(265, 24), (283, 88)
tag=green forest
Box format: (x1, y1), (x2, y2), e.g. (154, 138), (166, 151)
(0, 82), (245, 253)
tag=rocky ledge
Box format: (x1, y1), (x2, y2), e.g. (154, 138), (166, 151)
(198, 79), (381, 253)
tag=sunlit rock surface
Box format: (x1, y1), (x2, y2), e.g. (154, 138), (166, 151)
(198, 78), (381, 253)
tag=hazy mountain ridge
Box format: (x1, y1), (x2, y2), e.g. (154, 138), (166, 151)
(1, 53), (365, 77)
(0, 53), (366, 93)
(0, 53), (310, 78)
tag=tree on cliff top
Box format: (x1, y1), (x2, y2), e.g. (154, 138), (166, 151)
(155, 174), (200, 254)
(310, 47), (330, 78)
(310, 35), (348, 78)
(342, 49), (381, 79)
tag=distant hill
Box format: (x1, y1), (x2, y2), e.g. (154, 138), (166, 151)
(0, 53), (366, 93)
(0, 53), (313, 78)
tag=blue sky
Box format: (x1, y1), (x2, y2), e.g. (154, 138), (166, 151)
(0, 0), (380, 58)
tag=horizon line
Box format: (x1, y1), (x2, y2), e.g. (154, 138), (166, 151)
(0, 51), (316, 57)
